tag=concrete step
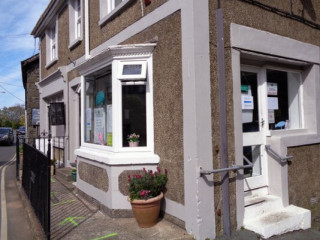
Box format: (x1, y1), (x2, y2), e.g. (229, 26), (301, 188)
(244, 194), (283, 220)
(243, 205), (311, 239)
(55, 167), (73, 182)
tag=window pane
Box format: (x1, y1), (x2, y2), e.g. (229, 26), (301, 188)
(243, 145), (261, 178)
(267, 69), (300, 130)
(115, 0), (122, 8)
(122, 85), (146, 147)
(85, 67), (112, 146)
(241, 71), (259, 133)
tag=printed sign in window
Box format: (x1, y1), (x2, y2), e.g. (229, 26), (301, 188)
(241, 95), (254, 110)
(267, 82), (278, 96)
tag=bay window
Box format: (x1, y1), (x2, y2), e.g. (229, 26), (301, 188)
(78, 44), (156, 161)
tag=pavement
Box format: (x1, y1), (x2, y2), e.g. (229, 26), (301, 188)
(17, 171), (194, 240)
(16, 170), (320, 240)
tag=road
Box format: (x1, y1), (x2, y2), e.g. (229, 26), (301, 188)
(0, 143), (34, 240)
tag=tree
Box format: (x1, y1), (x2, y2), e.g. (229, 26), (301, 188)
(0, 104), (25, 128)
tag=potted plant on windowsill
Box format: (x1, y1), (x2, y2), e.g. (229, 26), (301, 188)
(127, 167), (168, 228)
(127, 133), (140, 147)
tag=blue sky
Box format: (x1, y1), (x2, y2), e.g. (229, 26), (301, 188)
(0, 0), (49, 109)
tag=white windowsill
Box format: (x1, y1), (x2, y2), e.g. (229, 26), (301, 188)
(75, 146), (160, 165)
(69, 37), (82, 49)
(99, 0), (134, 26)
(45, 58), (58, 69)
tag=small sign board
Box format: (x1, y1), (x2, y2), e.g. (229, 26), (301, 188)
(241, 95), (254, 110)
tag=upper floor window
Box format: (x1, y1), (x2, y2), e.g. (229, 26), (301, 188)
(45, 19), (58, 67)
(99, 0), (125, 22)
(69, 0), (82, 48)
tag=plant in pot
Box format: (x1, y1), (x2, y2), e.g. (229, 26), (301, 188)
(127, 133), (140, 147)
(71, 168), (77, 181)
(127, 167), (168, 228)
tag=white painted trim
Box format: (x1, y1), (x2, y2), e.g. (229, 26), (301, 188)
(181, 0), (215, 239)
(75, 147), (159, 165)
(164, 198), (185, 222)
(231, 23), (320, 64)
(85, 0), (90, 59)
(99, 0), (135, 26)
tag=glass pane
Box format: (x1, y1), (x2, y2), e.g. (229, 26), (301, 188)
(243, 145), (261, 178)
(241, 71), (259, 133)
(115, 0), (123, 8)
(122, 85), (146, 147)
(267, 70), (288, 130)
(85, 67), (112, 146)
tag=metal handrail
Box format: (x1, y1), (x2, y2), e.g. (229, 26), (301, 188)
(265, 144), (293, 163)
(200, 155), (254, 176)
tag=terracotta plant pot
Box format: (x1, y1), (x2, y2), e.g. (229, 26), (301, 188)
(128, 192), (163, 228)
(129, 141), (139, 147)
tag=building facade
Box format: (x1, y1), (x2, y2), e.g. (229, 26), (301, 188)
(21, 54), (40, 139)
(32, 0), (320, 239)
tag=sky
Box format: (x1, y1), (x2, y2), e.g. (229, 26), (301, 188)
(0, 0), (49, 109)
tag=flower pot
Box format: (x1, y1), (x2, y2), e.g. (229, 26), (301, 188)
(71, 171), (77, 181)
(128, 192), (163, 228)
(129, 141), (139, 147)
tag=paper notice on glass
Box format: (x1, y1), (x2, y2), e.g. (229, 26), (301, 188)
(86, 109), (92, 130)
(268, 97), (279, 110)
(106, 105), (112, 133)
(94, 108), (105, 144)
(268, 110), (275, 124)
(267, 82), (278, 96)
(241, 95), (254, 110)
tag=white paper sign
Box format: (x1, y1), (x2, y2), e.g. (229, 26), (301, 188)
(268, 110), (275, 124)
(241, 95), (254, 110)
(268, 97), (279, 110)
(267, 82), (278, 96)
(94, 108), (105, 144)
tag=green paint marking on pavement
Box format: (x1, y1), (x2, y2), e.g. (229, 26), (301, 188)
(51, 178), (55, 183)
(52, 199), (76, 206)
(58, 217), (85, 226)
(89, 233), (118, 240)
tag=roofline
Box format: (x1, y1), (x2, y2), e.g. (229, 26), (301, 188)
(31, 0), (66, 37)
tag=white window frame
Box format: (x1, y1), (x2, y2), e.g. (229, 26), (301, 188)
(99, 0), (132, 26)
(117, 60), (147, 80)
(68, 0), (82, 48)
(45, 18), (58, 68)
(75, 44), (158, 165)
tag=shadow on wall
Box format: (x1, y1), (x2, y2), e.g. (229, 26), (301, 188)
(300, 0), (316, 21)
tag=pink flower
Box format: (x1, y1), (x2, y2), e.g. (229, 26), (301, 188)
(140, 190), (151, 197)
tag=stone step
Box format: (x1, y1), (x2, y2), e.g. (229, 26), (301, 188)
(244, 194), (283, 220)
(243, 205), (311, 239)
(55, 167), (73, 182)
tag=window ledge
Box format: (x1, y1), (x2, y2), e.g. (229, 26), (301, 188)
(45, 59), (58, 69)
(69, 37), (82, 50)
(99, 0), (134, 26)
(75, 146), (160, 165)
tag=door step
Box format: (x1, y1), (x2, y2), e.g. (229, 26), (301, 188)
(244, 205), (310, 239)
(244, 188), (310, 238)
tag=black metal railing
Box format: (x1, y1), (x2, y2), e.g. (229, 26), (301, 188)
(18, 134), (51, 240)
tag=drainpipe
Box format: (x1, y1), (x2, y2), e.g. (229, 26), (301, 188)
(216, 0), (231, 237)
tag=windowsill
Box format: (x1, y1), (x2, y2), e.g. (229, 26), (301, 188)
(268, 128), (307, 137)
(45, 58), (58, 69)
(75, 146), (160, 165)
(69, 37), (82, 50)
(99, 0), (134, 26)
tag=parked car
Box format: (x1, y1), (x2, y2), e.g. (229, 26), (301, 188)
(0, 127), (14, 145)
(17, 126), (25, 135)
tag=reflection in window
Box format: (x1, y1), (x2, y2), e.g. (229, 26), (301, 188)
(85, 67), (112, 146)
(241, 71), (259, 133)
(243, 145), (261, 178)
(122, 85), (146, 147)
(267, 69), (301, 130)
